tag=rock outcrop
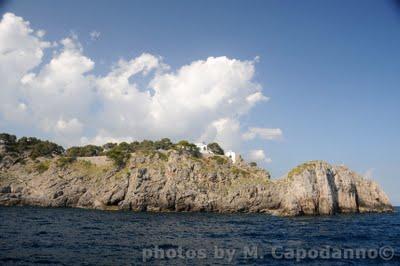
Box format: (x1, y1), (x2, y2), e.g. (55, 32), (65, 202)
(0, 150), (393, 216)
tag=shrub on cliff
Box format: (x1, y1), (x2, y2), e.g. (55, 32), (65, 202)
(207, 142), (224, 155)
(11, 137), (63, 159)
(66, 145), (104, 157)
(129, 138), (175, 152)
(103, 142), (117, 151)
(211, 155), (227, 165)
(34, 161), (50, 173)
(0, 133), (18, 154)
(29, 141), (64, 159)
(2, 136), (64, 159)
(0, 133), (17, 145)
(176, 140), (200, 157)
(56, 156), (76, 168)
(106, 144), (131, 168)
(118, 142), (132, 152)
(154, 138), (174, 150)
(1, 134), (64, 160)
(130, 140), (156, 152)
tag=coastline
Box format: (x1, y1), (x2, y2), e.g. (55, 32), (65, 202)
(0, 151), (393, 216)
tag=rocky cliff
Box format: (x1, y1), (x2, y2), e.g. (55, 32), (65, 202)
(0, 148), (393, 216)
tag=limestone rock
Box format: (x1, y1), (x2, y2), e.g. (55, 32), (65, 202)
(274, 161), (393, 215)
(0, 152), (393, 216)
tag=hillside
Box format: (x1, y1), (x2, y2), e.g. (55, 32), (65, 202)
(0, 133), (393, 216)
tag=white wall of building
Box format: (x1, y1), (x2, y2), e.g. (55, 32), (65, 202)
(195, 142), (211, 154)
(225, 150), (236, 163)
(195, 142), (237, 163)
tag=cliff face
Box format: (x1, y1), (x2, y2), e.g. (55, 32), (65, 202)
(275, 162), (392, 215)
(0, 150), (393, 216)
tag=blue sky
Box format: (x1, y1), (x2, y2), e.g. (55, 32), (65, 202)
(1, 0), (399, 204)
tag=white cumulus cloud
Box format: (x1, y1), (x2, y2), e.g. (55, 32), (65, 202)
(242, 127), (283, 141)
(0, 12), (280, 163)
(0, 13), (50, 123)
(55, 118), (83, 135)
(248, 149), (272, 163)
(89, 30), (101, 41)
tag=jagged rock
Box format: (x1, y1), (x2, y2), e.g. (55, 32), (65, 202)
(0, 143), (6, 154)
(0, 152), (393, 216)
(272, 161), (393, 215)
(0, 185), (11, 193)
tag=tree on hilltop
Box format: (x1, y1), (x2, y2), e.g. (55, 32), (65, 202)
(207, 142), (224, 155)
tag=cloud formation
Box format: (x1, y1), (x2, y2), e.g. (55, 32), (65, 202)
(89, 30), (100, 41)
(0, 13), (282, 162)
(242, 127), (283, 141)
(248, 149), (272, 163)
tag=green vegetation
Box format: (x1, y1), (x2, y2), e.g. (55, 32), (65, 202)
(69, 159), (111, 178)
(130, 140), (153, 152)
(0, 133), (17, 145)
(34, 161), (50, 173)
(1, 132), (226, 166)
(154, 138), (174, 150)
(207, 142), (224, 155)
(29, 140), (64, 159)
(130, 138), (175, 152)
(231, 166), (250, 177)
(176, 140), (200, 157)
(159, 152), (168, 161)
(117, 142), (131, 152)
(287, 161), (325, 179)
(226, 175), (270, 195)
(211, 155), (227, 165)
(56, 156), (76, 168)
(138, 149), (169, 162)
(134, 149), (168, 162)
(103, 142), (117, 150)
(106, 144), (131, 168)
(66, 145), (104, 157)
(0, 133), (64, 159)
(249, 162), (257, 167)
(78, 159), (93, 168)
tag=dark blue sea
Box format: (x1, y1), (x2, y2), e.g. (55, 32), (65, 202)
(0, 206), (399, 265)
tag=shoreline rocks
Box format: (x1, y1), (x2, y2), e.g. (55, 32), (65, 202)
(0, 152), (393, 216)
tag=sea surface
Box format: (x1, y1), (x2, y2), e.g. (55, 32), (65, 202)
(0, 206), (399, 265)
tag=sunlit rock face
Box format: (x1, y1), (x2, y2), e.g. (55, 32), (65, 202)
(275, 161), (392, 216)
(0, 151), (393, 216)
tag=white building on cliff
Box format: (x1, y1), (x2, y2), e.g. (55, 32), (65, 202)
(194, 142), (237, 163)
(225, 150), (236, 163)
(195, 142), (212, 154)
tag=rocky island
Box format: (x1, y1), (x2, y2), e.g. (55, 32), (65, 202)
(0, 133), (393, 216)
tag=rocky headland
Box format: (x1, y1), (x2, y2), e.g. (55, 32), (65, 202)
(0, 134), (393, 216)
